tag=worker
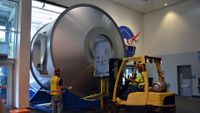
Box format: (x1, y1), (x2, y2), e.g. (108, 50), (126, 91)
(0, 99), (5, 113)
(50, 68), (64, 113)
(123, 63), (144, 99)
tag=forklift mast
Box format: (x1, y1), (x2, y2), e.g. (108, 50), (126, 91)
(109, 58), (122, 99)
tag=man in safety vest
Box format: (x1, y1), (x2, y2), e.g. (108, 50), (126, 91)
(0, 99), (5, 113)
(123, 63), (144, 99)
(51, 68), (64, 113)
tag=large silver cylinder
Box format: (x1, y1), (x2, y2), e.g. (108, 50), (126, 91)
(30, 4), (125, 97)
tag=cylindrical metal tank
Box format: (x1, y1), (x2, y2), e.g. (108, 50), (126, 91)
(30, 4), (125, 97)
(152, 81), (168, 92)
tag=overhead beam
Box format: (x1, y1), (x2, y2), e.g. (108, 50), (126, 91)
(9, 7), (16, 22)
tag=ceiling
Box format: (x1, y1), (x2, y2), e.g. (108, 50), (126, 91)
(109, 0), (187, 14)
(31, 0), (66, 38)
(0, 0), (17, 25)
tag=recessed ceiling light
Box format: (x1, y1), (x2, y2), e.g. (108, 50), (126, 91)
(164, 3), (168, 6)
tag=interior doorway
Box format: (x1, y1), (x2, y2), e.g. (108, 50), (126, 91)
(177, 65), (192, 96)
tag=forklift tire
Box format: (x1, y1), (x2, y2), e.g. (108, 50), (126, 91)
(146, 111), (176, 113)
(106, 103), (118, 113)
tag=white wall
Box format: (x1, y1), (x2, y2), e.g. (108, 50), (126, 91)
(144, 0), (200, 56)
(160, 52), (200, 96)
(47, 0), (144, 55)
(144, 0), (200, 96)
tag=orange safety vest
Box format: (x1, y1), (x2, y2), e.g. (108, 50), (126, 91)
(50, 76), (62, 95)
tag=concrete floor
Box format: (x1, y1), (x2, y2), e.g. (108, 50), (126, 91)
(175, 96), (200, 113)
(6, 96), (200, 113)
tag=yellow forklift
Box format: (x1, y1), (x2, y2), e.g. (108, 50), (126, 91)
(102, 55), (176, 113)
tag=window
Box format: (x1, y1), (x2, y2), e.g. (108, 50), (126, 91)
(31, 0), (66, 38)
(0, 66), (8, 104)
(0, 0), (18, 58)
(0, 26), (6, 42)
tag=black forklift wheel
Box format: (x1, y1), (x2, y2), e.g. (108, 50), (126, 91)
(106, 103), (119, 113)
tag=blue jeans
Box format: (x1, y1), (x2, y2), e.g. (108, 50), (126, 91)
(51, 95), (63, 113)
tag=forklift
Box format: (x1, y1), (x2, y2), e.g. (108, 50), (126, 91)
(100, 55), (176, 113)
